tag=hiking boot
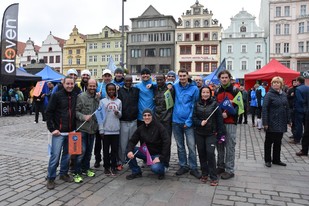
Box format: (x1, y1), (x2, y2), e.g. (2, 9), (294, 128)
(190, 169), (202, 179)
(59, 174), (73, 182)
(126, 172), (142, 180)
(46, 179), (55, 190)
(94, 161), (100, 168)
(84, 169), (95, 177)
(73, 174), (83, 183)
(216, 167), (225, 175)
(220, 172), (235, 180)
(175, 167), (189, 176)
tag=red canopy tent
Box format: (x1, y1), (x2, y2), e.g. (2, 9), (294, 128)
(244, 59), (300, 90)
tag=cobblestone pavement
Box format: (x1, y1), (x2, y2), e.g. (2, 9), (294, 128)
(0, 115), (308, 206)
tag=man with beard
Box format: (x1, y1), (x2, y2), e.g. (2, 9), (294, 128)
(78, 69), (91, 92)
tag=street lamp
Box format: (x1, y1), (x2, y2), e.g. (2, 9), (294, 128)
(121, 0), (126, 70)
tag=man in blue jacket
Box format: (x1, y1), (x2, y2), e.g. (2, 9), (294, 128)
(172, 68), (201, 179)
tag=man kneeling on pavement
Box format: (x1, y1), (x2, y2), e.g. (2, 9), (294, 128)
(126, 109), (171, 180)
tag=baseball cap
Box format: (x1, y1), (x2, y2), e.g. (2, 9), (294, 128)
(103, 69), (112, 76)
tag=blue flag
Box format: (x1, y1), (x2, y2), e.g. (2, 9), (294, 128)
(94, 106), (105, 125)
(203, 58), (226, 85)
(107, 56), (117, 73)
(219, 96), (236, 115)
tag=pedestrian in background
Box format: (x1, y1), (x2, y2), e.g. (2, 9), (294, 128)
(238, 84), (248, 124)
(249, 84), (259, 127)
(262, 76), (290, 168)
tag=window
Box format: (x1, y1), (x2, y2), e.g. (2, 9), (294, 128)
(115, 42), (119, 48)
(159, 65), (170, 74)
(76, 49), (80, 54)
(227, 61), (233, 70)
(93, 68), (97, 76)
(159, 48), (171, 57)
(185, 21), (190, 27)
(180, 62), (192, 72)
(276, 7), (281, 17)
(211, 46), (217, 54)
(93, 43), (97, 49)
(299, 22), (305, 33)
(68, 50), (72, 55)
(298, 42), (304, 53)
(241, 45), (247, 53)
(194, 33), (200, 41)
(203, 33), (209, 40)
(89, 43), (93, 49)
(307, 41), (309, 52)
(115, 54), (119, 61)
(106, 42), (110, 48)
(203, 45), (210, 54)
(89, 56), (93, 62)
(102, 55), (106, 62)
(284, 43), (289, 53)
(195, 46), (202, 54)
(48, 47), (52, 52)
(49, 56), (54, 63)
(43, 56), (48, 63)
(227, 45), (233, 53)
(284, 24), (290, 35)
(240, 26), (246, 32)
(276, 24), (281, 35)
(102, 43), (105, 48)
(284, 6), (290, 16)
(203, 62), (210, 72)
(194, 20), (200, 27)
(56, 55), (60, 63)
(241, 61), (247, 70)
(307, 21), (309, 32)
(177, 34), (182, 41)
(256, 60), (262, 70)
(180, 46), (191, 54)
(185, 33), (190, 41)
(301, 5), (306, 16)
(275, 43), (281, 54)
(68, 58), (72, 65)
(211, 63), (217, 72)
(195, 62), (202, 72)
(204, 20), (209, 27)
(104, 31), (108, 38)
(131, 49), (141, 58)
(107, 55), (110, 62)
(93, 55), (97, 62)
(212, 33), (218, 40)
(76, 58), (80, 65)
(256, 45), (261, 53)
(145, 49), (156, 57)
(27, 56), (31, 61)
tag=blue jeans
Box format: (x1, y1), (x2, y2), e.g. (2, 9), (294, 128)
(47, 134), (70, 180)
(172, 123), (197, 170)
(294, 112), (305, 143)
(217, 124), (237, 174)
(128, 147), (166, 175)
(75, 132), (95, 174)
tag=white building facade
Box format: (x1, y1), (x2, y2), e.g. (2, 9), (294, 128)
(221, 9), (266, 82)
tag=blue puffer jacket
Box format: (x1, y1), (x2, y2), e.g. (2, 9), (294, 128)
(135, 79), (156, 121)
(172, 81), (199, 127)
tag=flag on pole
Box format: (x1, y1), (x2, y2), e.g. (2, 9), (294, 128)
(0, 3), (19, 85)
(138, 143), (153, 166)
(94, 105), (105, 125)
(164, 89), (174, 110)
(107, 56), (117, 73)
(203, 58), (226, 86)
(233, 91), (244, 115)
(219, 96), (236, 115)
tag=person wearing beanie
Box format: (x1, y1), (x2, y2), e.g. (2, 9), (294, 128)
(126, 108), (171, 180)
(78, 69), (91, 92)
(113, 68), (125, 87)
(167, 70), (176, 83)
(135, 68), (156, 126)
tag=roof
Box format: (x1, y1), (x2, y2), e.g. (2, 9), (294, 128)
(53, 36), (65, 48)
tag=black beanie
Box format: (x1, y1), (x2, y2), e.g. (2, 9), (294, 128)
(114, 68), (124, 74)
(142, 108), (153, 116)
(141, 68), (151, 75)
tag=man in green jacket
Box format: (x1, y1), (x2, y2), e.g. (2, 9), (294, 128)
(74, 79), (100, 183)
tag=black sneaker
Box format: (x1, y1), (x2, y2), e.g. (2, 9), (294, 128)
(104, 168), (111, 176)
(220, 172), (235, 180)
(46, 179), (55, 190)
(94, 161), (100, 168)
(126, 172), (142, 180)
(59, 174), (73, 182)
(175, 167), (189, 176)
(158, 174), (165, 180)
(190, 169), (201, 179)
(216, 167), (225, 175)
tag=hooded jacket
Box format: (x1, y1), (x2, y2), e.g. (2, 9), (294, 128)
(135, 78), (155, 121)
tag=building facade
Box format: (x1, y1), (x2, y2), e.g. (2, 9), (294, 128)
(269, 0), (309, 71)
(63, 26), (86, 76)
(38, 32), (65, 72)
(127, 5), (177, 75)
(221, 9), (266, 82)
(175, 1), (222, 77)
(18, 38), (40, 68)
(86, 26), (127, 79)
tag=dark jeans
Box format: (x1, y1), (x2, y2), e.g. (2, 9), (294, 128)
(300, 113), (309, 155)
(256, 106), (262, 119)
(289, 109), (296, 136)
(34, 101), (46, 122)
(264, 132), (283, 163)
(294, 112), (305, 143)
(238, 105), (248, 123)
(195, 133), (217, 180)
(103, 134), (119, 169)
(250, 106), (257, 125)
(10, 101), (19, 116)
(94, 131), (103, 163)
(160, 120), (172, 167)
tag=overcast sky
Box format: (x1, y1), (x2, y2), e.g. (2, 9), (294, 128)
(0, 0), (261, 45)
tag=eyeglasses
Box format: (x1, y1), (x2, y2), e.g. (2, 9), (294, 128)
(143, 114), (152, 117)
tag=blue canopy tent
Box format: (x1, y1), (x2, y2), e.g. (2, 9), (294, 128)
(35, 65), (64, 82)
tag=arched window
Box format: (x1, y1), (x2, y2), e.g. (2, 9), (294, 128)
(204, 20), (209, 27)
(240, 26), (246, 32)
(194, 20), (200, 27)
(48, 47), (52, 52)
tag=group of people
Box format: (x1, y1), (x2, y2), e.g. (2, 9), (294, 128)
(44, 66), (308, 190)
